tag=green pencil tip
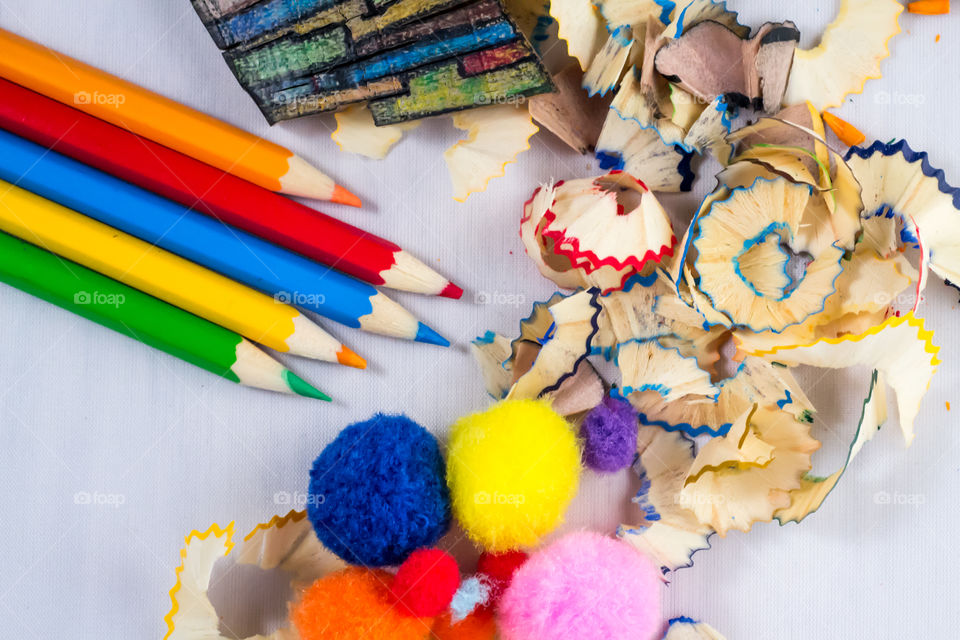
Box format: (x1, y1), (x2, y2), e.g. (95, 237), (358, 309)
(283, 370), (331, 401)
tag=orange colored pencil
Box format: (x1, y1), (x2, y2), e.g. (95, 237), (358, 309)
(0, 28), (359, 206)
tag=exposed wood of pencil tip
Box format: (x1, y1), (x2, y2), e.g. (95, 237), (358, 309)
(381, 250), (463, 298)
(280, 153), (361, 206)
(359, 291), (450, 346)
(358, 290), (423, 338)
(286, 314), (364, 367)
(233, 338), (328, 398)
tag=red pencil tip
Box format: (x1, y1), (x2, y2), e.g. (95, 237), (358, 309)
(439, 282), (463, 299)
(330, 184), (362, 208)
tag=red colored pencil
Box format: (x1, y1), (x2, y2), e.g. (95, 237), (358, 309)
(0, 78), (462, 299)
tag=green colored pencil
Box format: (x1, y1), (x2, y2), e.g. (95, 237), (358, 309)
(0, 232), (329, 399)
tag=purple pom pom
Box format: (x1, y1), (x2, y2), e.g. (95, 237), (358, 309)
(579, 396), (638, 472)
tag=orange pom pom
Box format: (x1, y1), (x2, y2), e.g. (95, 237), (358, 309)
(431, 609), (497, 640)
(292, 567), (431, 640)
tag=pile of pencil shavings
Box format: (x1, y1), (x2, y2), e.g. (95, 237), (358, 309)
(472, 94), (957, 572)
(466, 1), (954, 574)
(549, 0), (903, 192)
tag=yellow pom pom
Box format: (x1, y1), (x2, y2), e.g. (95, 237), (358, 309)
(446, 399), (581, 552)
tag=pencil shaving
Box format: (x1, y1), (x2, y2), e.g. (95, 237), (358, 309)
(332, 104), (420, 159)
(164, 513), (346, 640)
(661, 617), (728, 639)
(549, 0), (607, 71)
(445, 104), (539, 201)
(614, 339), (718, 402)
(679, 405), (819, 536)
(529, 64), (612, 154)
(506, 289), (603, 400)
(618, 427), (713, 572)
(538, 173), (676, 275)
(783, 0), (902, 110)
(776, 371), (887, 525)
(749, 313), (940, 447)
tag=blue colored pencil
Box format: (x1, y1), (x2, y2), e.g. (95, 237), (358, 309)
(0, 129), (447, 346)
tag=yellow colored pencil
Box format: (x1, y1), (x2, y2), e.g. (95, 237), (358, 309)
(0, 178), (366, 368)
(0, 28), (360, 206)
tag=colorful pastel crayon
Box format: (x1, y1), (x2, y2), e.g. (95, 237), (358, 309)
(193, 0), (338, 48)
(0, 177), (365, 369)
(0, 232), (328, 399)
(185, 0), (554, 125)
(224, 0), (497, 86)
(192, 0), (264, 25)
(0, 130), (448, 347)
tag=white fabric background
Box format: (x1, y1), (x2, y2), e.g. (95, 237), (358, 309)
(0, 1), (957, 638)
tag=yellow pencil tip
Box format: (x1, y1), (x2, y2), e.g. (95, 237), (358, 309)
(331, 184), (362, 208)
(337, 345), (367, 369)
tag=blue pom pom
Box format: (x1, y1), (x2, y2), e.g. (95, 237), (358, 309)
(307, 414), (451, 566)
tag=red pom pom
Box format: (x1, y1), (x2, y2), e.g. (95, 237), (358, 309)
(476, 550), (529, 606)
(391, 548), (460, 617)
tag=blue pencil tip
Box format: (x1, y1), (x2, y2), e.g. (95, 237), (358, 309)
(415, 322), (450, 347)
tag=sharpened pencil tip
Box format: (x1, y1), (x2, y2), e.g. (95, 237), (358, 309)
(415, 322), (450, 347)
(439, 282), (463, 299)
(330, 184), (362, 208)
(283, 370), (331, 401)
(337, 345), (367, 369)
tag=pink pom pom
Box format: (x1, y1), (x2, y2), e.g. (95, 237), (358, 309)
(498, 532), (661, 640)
(391, 548), (461, 617)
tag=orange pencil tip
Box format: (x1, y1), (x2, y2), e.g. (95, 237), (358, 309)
(822, 111), (866, 147)
(440, 282), (464, 299)
(331, 184), (362, 208)
(337, 345), (367, 369)
(908, 0), (949, 14)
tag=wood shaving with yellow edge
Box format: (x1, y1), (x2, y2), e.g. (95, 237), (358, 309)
(444, 104), (539, 202)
